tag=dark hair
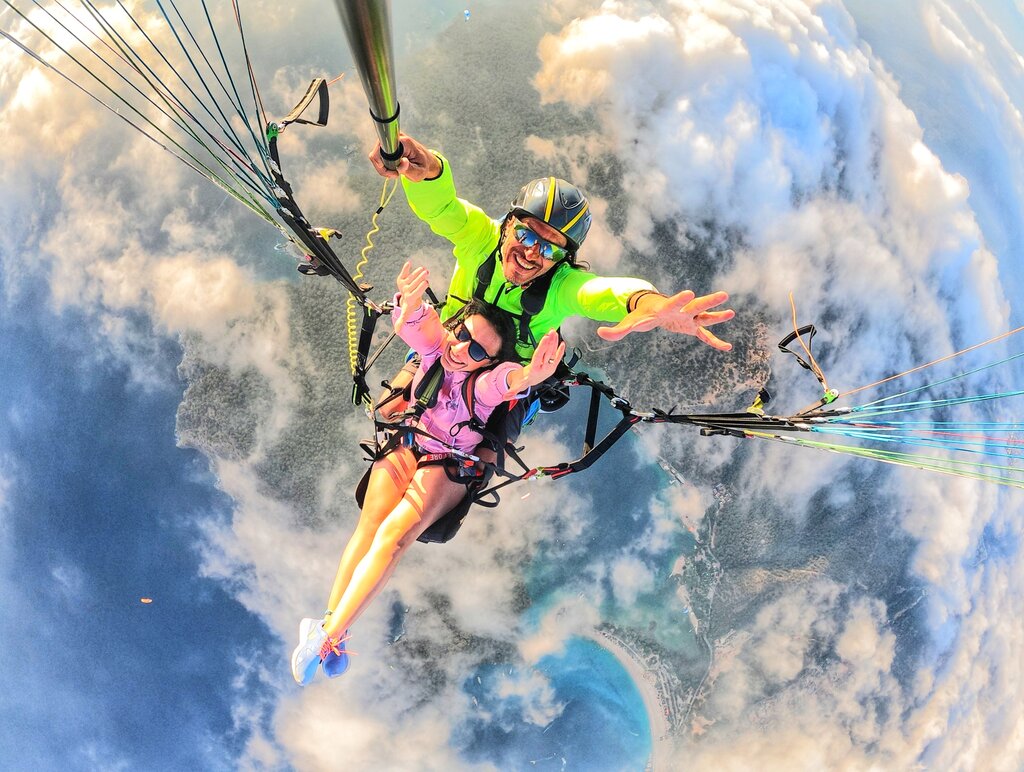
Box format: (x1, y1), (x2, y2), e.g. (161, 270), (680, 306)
(446, 299), (520, 363)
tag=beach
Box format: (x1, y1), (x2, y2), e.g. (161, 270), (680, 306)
(583, 628), (678, 771)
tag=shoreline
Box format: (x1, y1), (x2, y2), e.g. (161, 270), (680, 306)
(581, 628), (677, 771)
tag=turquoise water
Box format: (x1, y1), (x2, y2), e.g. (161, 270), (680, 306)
(458, 638), (652, 770)
(538, 638), (652, 767)
(457, 402), (695, 769)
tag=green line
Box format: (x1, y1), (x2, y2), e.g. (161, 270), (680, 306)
(849, 390), (1024, 420)
(3, 2), (278, 226)
(859, 351), (1024, 408)
(79, 0), (273, 199)
(745, 430), (1024, 489)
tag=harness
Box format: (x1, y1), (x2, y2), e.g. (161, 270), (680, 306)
(367, 354), (524, 482)
(356, 353), (533, 544)
(469, 245), (558, 350)
(468, 246), (574, 413)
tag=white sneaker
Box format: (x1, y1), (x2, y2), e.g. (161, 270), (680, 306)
(290, 617), (327, 686)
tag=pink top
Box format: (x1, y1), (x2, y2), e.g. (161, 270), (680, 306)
(392, 298), (520, 455)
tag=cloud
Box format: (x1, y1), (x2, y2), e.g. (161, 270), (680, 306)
(609, 553), (656, 606)
(519, 597), (602, 664)
(0, 465), (10, 518)
(684, 583), (908, 767)
(49, 560), (88, 605)
(534, 0), (1008, 331)
(493, 669), (567, 727)
(536, 0), (1014, 557)
(193, 421), (600, 768)
(273, 683), (474, 771)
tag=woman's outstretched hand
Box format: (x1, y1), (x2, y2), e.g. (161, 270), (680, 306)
(506, 330), (566, 396)
(395, 261), (430, 329)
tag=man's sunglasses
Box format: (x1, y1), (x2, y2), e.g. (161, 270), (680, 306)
(512, 223), (571, 262)
(454, 323), (498, 362)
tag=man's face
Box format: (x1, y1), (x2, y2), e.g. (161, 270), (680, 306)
(499, 216), (570, 286)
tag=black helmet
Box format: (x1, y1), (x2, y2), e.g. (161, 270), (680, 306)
(510, 177), (591, 253)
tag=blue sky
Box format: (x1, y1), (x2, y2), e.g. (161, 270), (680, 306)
(2, 0), (1024, 769)
(0, 279), (274, 769)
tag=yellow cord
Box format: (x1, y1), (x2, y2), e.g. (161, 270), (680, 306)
(346, 177), (400, 393)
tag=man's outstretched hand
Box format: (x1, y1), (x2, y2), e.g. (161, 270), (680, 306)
(596, 289), (735, 351)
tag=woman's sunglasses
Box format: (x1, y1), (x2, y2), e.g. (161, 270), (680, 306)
(512, 223), (570, 262)
(454, 322), (498, 362)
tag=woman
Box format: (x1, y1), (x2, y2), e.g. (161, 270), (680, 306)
(291, 261), (565, 685)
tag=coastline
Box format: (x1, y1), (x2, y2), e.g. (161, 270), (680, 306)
(581, 628), (677, 771)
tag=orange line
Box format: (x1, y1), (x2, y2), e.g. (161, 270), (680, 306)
(789, 292), (828, 389)
(841, 325), (1024, 399)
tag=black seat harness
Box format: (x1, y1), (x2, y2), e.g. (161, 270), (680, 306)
(356, 348), (535, 543)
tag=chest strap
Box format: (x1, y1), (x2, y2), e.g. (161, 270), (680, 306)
(473, 248), (558, 347)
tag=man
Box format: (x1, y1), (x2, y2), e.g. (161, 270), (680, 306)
(368, 132), (735, 433)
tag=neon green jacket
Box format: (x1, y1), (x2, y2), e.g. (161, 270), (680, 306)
(402, 154), (655, 359)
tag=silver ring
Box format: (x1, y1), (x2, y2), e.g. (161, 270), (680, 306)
(547, 358), (555, 363)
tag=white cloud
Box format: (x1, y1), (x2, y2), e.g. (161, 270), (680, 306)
(50, 561), (88, 605)
(684, 582), (908, 767)
(494, 669), (567, 727)
(519, 598), (602, 664)
(0, 464), (10, 518)
(609, 553), (655, 606)
(273, 681), (474, 771)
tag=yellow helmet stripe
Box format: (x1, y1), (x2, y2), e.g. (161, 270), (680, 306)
(543, 176), (556, 221)
(562, 201), (589, 233)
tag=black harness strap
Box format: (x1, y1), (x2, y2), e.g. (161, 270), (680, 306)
(351, 287), (442, 407)
(472, 247), (558, 349)
(778, 324), (822, 382)
(362, 351), (536, 508)
(352, 304), (382, 406)
(456, 369), (521, 488)
(412, 358), (445, 412)
(472, 249), (497, 302)
(361, 358), (447, 460)
(266, 80), (366, 300)
(281, 78), (329, 127)
(777, 325), (840, 412)
(367, 356), (495, 461)
(583, 386), (602, 453)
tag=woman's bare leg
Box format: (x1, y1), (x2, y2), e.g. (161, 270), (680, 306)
(323, 465), (468, 638)
(324, 447), (418, 613)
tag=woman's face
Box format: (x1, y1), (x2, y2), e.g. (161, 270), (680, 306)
(440, 314), (503, 373)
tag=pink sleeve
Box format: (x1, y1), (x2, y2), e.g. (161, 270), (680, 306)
(472, 362), (523, 410)
(391, 294), (445, 357)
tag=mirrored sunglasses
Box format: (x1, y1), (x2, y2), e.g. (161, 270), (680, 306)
(512, 224), (570, 262)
